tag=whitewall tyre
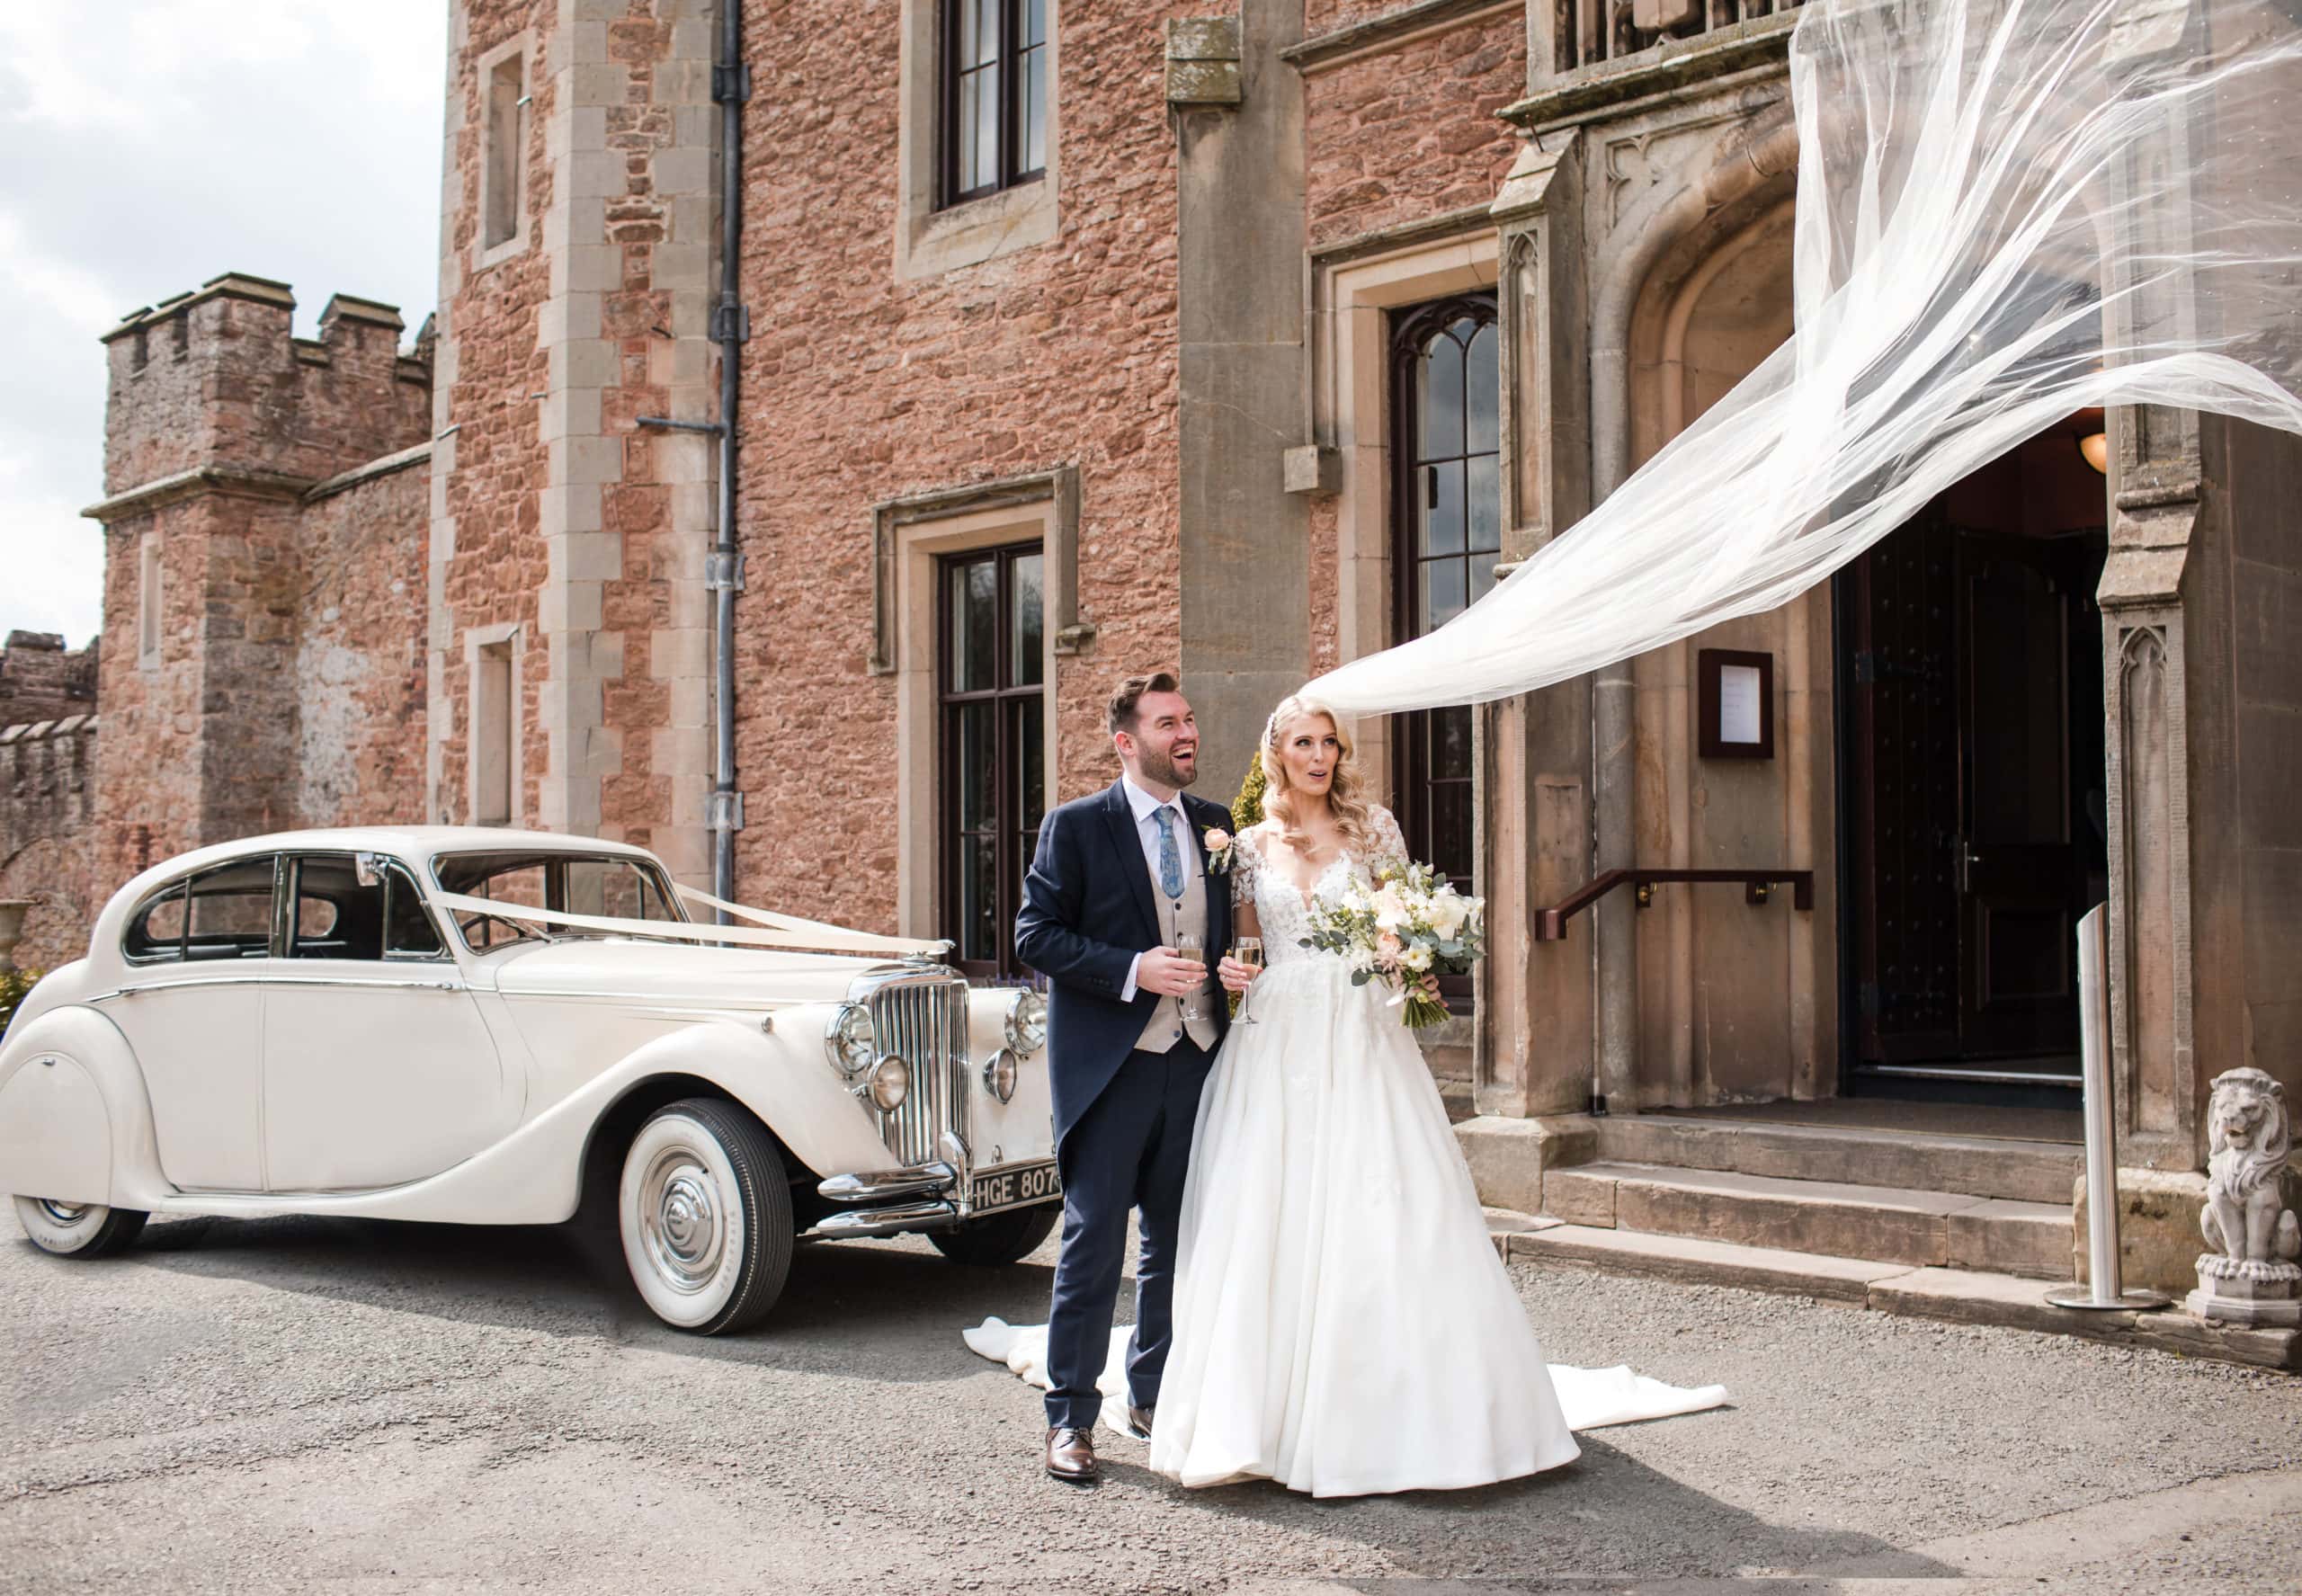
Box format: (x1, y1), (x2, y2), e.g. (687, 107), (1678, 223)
(13, 1196), (147, 1258)
(928, 1204), (1058, 1267)
(618, 1099), (793, 1334)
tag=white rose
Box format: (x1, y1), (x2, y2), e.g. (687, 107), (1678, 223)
(1371, 882), (1411, 932)
(1430, 893), (1470, 939)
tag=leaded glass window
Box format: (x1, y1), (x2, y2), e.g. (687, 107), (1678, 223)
(939, 544), (1047, 977)
(942, 0), (1048, 207)
(1390, 296), (1500, 1009)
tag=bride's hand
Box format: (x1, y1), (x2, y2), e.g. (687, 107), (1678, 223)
(1216, 956), (1260, 994)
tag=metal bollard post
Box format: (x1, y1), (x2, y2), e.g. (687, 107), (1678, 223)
(2046, 905), (2171, 1311)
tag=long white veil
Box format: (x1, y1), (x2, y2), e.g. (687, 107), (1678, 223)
(1307, 0), (2302, 715)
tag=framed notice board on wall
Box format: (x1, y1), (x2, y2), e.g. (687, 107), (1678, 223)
(1698, 648), (1774, 760)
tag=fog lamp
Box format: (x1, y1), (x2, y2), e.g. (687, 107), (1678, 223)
(982, 1048), (1020, 1104)
(867, 1054), (910, 1112)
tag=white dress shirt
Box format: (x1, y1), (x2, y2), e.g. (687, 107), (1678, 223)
(1119, 774), (1196, 1003)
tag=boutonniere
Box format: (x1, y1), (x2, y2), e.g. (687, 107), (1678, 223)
(1202, 825), (1236, 875)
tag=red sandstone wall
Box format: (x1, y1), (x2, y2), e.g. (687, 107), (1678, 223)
(1305, 12), (1525, 250)
(295, 464), (431, 829)
(93, 503), (209, 891)
(0, 636), (98, 727)
(0, 722), (99, 974)
(727, 0), (1198, 923)
(589, 8), (709, 859)
(435, 0), (556, 831)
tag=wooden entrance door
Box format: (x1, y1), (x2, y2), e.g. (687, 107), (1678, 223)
(1841, 506), (2106, 1084)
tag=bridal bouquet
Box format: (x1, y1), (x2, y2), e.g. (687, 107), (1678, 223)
(1299, 859), (1485, 1029)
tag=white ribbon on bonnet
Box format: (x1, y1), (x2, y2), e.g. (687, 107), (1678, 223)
(427, 883), (950, 958)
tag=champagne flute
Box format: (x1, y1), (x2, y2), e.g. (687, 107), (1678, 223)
(1233, 936), (1264, 1024)
(1174, 932), (1209, 1023)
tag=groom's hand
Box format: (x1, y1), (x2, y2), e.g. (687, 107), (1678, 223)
(1136, 947), (1206, 998)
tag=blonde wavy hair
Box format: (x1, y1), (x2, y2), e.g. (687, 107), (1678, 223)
(1259, 695), (1376, 859)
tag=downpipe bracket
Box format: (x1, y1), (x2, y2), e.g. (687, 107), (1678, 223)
(713, 62), (752, 103)
(706, 551), (746, 593)
(711, 303), (752, 343)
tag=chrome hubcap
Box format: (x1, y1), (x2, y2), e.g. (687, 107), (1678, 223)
(34, 1199), (89, 1226)
(638, 1146), (724, 1294)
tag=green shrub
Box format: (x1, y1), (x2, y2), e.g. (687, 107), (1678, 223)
(0, 968), (40, 1042)
(1231, 754), (1268, 834)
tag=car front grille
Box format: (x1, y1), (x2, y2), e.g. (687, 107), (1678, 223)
(867, 971), (970, 1166)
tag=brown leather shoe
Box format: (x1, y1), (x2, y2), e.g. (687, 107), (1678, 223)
(1045, 1425), (1098, 1484)
(1124, 1404), (1155, 1440)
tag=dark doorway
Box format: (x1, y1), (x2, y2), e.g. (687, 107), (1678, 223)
(1834, 422), (2110, 1095)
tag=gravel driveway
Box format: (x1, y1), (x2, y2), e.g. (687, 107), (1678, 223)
(4, 1211), (2298, 1593)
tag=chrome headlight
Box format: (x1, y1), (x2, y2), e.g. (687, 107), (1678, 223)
(1004, 988), (1048, 1056)
(982, 1048), (1019, 1104)
(866, 1054), (910, 1111)
(825, 1003), (875, 1076)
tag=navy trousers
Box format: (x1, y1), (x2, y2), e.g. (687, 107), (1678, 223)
(1043, 1040), (1212, 1432)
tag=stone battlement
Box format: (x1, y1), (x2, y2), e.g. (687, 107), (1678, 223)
(0, 710), (98, 973)
(0, 712), (98, 745)
(0, 632), (97, 730)
(99, 272), (433, 496)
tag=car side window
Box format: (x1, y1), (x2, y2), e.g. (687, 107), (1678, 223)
(382, 861), (446, 958)
(185, 858), (281, 961)
(289, 855), (384, 960)
(123, 882), (189, 963)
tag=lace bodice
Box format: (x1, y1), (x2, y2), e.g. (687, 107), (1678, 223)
(1233, 806), (1408, 969)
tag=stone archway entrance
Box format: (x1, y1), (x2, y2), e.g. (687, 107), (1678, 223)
(1624, 193), (2110, 1109)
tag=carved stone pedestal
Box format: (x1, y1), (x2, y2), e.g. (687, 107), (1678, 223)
(2187, 1254), (2302, 1328)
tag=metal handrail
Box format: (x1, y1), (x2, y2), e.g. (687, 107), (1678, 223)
(1534, 869), (1815, 941)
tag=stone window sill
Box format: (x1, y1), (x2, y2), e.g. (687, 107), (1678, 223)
(898, 176), (1058, 282)
(472, 232), (533, 278)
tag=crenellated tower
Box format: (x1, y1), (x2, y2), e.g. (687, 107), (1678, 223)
(82, 272), (434, 882)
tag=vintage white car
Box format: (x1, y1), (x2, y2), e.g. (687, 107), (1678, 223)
(0, 827), (1059, 1333)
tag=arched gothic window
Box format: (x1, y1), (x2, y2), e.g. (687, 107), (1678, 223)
(1389, 296), (1500, 924)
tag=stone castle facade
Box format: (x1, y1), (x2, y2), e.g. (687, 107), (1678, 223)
(10, 0), (2298, 1250)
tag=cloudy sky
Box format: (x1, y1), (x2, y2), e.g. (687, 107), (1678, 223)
(0, 2), (448, 646)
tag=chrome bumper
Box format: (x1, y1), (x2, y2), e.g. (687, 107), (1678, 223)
(816, 1162), (957, 1205)
(802, 1197), (959, 1241)
(802, 1161), (960, 1243)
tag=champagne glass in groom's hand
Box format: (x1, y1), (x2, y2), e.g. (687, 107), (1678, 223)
(1174, 933), (1209, 1023)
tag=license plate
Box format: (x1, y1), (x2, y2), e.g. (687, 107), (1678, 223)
(968, 1160), (1060, 1216)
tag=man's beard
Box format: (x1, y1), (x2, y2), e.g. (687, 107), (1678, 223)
(1139, 745), (1198, 790)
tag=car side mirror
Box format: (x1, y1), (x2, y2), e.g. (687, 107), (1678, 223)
(354, 852), (383, 888)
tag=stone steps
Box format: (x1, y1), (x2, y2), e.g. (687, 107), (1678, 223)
(1541, 1159), (2074, 1279)
(1503, 1224), (2301, 1371)
(1593, 1113), (2082, 1205)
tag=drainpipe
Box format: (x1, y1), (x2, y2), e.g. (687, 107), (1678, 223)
(709, 2), (751, 914)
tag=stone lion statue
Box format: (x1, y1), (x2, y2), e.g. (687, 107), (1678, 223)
(2199, 1067), (2301, 1274)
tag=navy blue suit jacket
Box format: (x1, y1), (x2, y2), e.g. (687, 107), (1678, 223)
(1013, 780), (1234, 1150)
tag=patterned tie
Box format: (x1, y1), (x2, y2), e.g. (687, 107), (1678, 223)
(1155, 807), (1184, 900)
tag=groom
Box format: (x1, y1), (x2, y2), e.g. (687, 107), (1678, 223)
(1013, 671), (1235, 1485)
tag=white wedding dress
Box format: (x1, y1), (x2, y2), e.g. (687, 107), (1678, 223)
(965, 810), (1726, 1496)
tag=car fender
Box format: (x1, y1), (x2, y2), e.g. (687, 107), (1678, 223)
(581, 1016), (907, 1189)
(0, 1005), (169, 1212)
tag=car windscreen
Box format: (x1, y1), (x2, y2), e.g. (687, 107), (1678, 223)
(431, 851), (686, 952)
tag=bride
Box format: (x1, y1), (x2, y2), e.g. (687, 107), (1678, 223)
(1144, 695), (1581, 1495)
(967, 694), (1722, 1497)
